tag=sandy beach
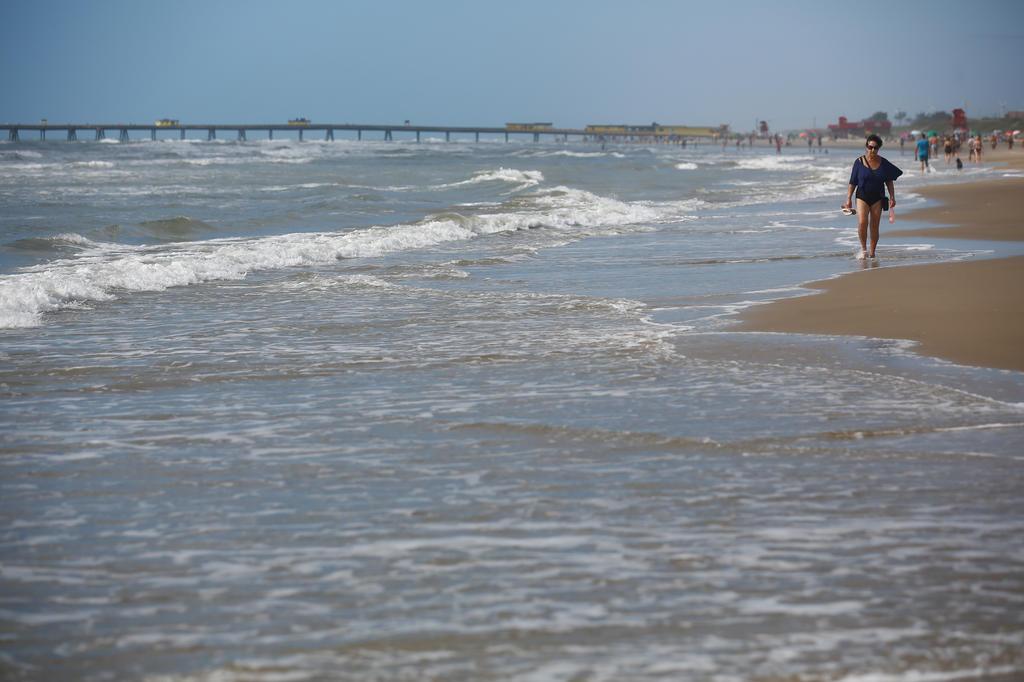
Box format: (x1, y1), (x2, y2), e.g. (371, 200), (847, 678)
(737, 148), (1024, 372)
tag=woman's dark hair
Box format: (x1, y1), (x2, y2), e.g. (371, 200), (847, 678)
(866, 134), (883, 149)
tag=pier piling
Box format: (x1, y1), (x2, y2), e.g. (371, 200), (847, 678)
(1, 121), (722, 147)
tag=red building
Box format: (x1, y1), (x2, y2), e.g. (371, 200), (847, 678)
(827, 115), (892, 138)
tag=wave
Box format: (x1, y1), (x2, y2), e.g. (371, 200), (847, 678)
(833, 664), (1024, 682)
(136, 216), (217, 240)
(0, 187), (696, 328)
(180, 155), (318, 167)
(0, 150), (44, 161)
(437, 168), (544, 190)
(72, 160), (115, 169)
(675, 162), (698, 170)
(512, 149), (626, 159)
(347, 168), (545, 193)
(734, 155), (836, 172)
(4, 233), (101, 254)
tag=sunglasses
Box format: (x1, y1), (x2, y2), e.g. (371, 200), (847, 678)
(866, 145), (879, 150)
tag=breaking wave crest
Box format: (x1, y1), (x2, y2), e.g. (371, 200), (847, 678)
(440, 168), (544, 189)
(0, 187), (697, 328)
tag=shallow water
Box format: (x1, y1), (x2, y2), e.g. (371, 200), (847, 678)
(1, 138), (1022, 681)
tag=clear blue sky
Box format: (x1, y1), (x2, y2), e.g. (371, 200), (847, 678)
(2, 0), (1022, 131)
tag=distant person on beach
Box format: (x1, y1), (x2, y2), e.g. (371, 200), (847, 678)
(915, 133), (930, 172)
(944, 136), (953, 164)
(842, 134), (903, 259)
(775, 135), (782, 154)
(956, 154), (963, 171)
(975, 135), (983, 163)
(900, 137), (905, 154)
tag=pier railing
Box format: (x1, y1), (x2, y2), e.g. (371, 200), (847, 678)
(1, 122), (714, 144)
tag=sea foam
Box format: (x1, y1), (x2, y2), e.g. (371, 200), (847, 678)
(0, 187), (690, 328)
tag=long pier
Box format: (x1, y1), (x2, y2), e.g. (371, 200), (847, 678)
(0, 122), (717, 144)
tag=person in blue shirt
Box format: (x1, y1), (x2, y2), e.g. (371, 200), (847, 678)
(915, 132), (930, 172)
(842, 134), (903, 259)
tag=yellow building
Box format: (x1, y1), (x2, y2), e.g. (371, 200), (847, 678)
(506, 122), (554, 132)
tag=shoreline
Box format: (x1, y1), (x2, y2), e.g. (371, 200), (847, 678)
(735, 150), (1024, 372)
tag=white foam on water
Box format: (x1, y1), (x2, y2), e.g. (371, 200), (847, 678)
(0, 186), (687, 328)
(258, 182), (346, 193)
(734, 155), (824, 172)
(675, 162), (698, 170)
(271, 273), (397, 292)
(834, 665), (1023, 682)
(512, 149), (625, 159)
(71, 160), (115, 169)
(435, 167), (544, 190)
(542, 150), (612, 158)
(738, 596), (864, 616)
(344, 168), (545, 193)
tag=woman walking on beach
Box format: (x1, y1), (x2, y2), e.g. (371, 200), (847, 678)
(842, 134), (903, 259)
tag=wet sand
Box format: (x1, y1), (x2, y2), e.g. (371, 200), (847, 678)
(736, 149), (1024, 372)
(889, 177), (1024, 242)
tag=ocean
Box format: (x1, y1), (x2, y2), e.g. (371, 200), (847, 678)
(2, 135), (1023, 681)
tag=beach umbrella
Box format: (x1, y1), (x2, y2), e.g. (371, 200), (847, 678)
(910, 129), (922, 136)
(798, 132), (808, 138)
(927, 130), (938, 137)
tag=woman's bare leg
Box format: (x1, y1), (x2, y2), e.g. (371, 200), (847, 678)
(868, 202), (883, 257)
(856, 199), (870, 257)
